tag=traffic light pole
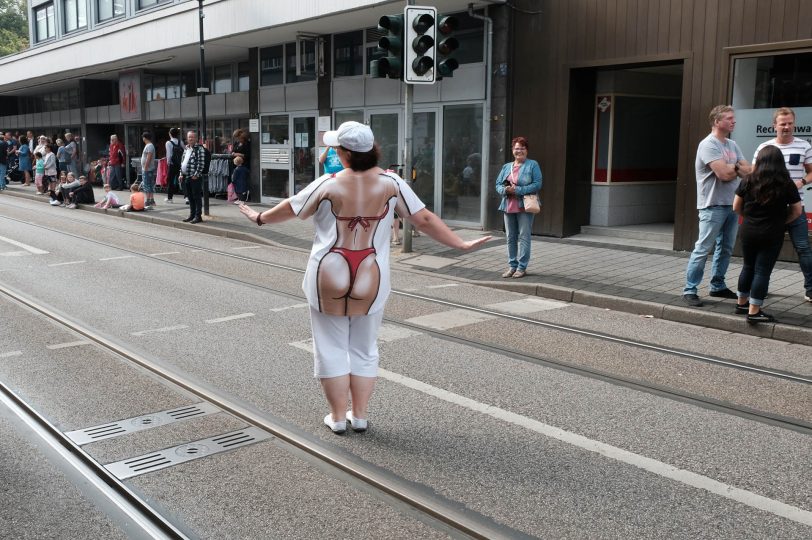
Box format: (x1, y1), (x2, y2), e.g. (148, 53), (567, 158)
(198, 0), (210, 216)
(402, 82), (414, 253)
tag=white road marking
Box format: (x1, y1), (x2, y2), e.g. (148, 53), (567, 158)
(46, 341), (91, 350)
(378, 368), (812, 527)
(289, 338), (313, 353)
(485, 298), (569, 315)
(99, 255), (136, 261)
(48, 260), (86, 267)
(0, 350), (23, 358)
(0, 251), (30, 257)
(378, 324), (421, 342)
(131, 325), (189, 336)
(147, 251), (181, 257)
(405, 309), (495, 330)
(426, 283), (459, 289)
(205, 313), (254, 324)
(0, 235), (49, 255)
(270, 303), (308, 312)
(232, 246), (262, 250)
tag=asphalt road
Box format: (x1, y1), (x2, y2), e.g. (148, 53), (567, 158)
(1, 198), (810, 539)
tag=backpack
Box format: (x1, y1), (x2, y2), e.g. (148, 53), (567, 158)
(201, 146), (212, 175)
(169, 140), (183, 168)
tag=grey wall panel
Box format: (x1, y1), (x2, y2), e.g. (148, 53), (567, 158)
(25, 114), (34, 128)
(164, 99), (181, 120)
(285, 83), (317, 111)
(332, 79), (365, 107)
(226, 92), (249, 115)
(259, 86), (285, 112)
(440, 64), (486, 101)
(206, 94), (226, 116)
(414, 81), (441, 103)
(85, 107), (98, 123)
(109, 106), (121, 123)
(181, 97), (199, 119)
(70, 108), (80, 124)
(364, 78), (402, 106)
(148, 100), (165, 120)
(59, 110), (70, 125)
(97, 107), (109, 123)
(33, 113), (43, 127)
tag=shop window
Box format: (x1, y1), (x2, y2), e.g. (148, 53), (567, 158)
(334, 110), (364, 126)
(35, 3), (55, 43)
(334, 31), (363, 77)
(213, 65), (233, 94)
(98, 0), (125, 22)
(165, 74), (181, 99)
(181, 71), (197, 97)
(63, 0), (87, 32)
(261, 115), (288, 145)
(260, 45), (283, 86)
(442, 104), (483, 222)
(286, 41), (316, 83)
(238, 62), (250, 92)
(138, 0), (167, 9)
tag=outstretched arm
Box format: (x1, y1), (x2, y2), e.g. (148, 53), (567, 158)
(407, 208), (492, 250)
(239, 200), (296, 225)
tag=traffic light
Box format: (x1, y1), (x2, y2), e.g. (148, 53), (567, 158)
(370, 14), (403, 79)
(404, 6), (437, 84)
(435, 15), (459, 79)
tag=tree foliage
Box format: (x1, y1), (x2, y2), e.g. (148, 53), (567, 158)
(0, 0), (28, 57)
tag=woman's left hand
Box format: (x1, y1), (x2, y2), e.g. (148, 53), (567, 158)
(238, 202), (258, 222)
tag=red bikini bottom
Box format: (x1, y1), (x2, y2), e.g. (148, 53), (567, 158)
(328, 247), (376, 288)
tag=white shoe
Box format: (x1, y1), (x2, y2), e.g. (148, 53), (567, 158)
(164, 198), (173, 203)
(805, 294), (812, 303)
(346, 411), (368, 432)
(49, 199), (60, 206)
(324, 414), (346, 434)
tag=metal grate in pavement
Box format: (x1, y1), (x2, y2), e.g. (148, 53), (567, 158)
(104, 427), (271, 480)
(65, 403), (220, 445)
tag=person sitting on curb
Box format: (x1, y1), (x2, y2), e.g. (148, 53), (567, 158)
(119, 183), (145, 212)
(95, 184), (122, 209)
(65, 175), (95, 209)
(50, 172), (78, 207)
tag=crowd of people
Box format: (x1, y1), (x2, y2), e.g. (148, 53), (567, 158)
(0, 130), (81, 193)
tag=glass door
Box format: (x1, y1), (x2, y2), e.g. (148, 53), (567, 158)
(291, 114), (316, 194)
(260, 114), (291, 201)
(412, 109), (437, 212)
(367, 109), (401, 173)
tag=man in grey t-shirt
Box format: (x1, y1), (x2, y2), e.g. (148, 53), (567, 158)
(682, 105), (752, 307)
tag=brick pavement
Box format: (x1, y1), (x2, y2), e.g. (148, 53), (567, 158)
(2, 183), (810, 344)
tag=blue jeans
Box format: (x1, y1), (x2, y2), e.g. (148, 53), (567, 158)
(684, 205), (739, 295)
(787, 209), (812, 294)
(0, 163), (7, 189)
(141, 169), (156, 195)
(737, 235), (783, 307)
(504, 211), (534, 271)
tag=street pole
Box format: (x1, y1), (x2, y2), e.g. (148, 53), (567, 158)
(402, 0), (416, 253)
(197, 0), (210, 216)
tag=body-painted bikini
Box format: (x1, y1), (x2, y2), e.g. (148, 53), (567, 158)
(329, 203), (390, 290)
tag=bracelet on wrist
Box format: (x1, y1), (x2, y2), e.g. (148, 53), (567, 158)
(256, 213), (263, 226)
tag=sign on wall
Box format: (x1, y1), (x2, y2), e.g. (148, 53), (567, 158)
(119, 71), (142, 122)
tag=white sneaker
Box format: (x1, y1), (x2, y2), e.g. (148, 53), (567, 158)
(805, 293), (812, 303)
(164, 198), (173, 203)
(66, 203), (76, 209)
(323, 414), (346, 434)
(346, 411), (368, 432)
(49, 199), (60, 206)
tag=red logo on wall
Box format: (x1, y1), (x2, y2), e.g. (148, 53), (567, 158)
(119, 72), (142, 121)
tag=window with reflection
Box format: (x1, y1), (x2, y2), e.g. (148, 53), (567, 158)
(365, 27), (386, 75)
(442, 104), (483, 222)
(260, 45), (283, 86)
(238, 62), (250, 91)
(287, 41), (317, 83)
(334, 110), (364, 127)
(64, 0), (87, 32)
(97, 0), (124, 22)
(35, 4), (55, 43)
(261, 115), (289, 145)
(213, 65), (232, 94)
(334, 31), (363, 77)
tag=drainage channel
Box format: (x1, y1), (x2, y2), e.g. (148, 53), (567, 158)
(0, 381), (190, 540)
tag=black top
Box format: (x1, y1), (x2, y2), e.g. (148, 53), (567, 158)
(232, 140), (251, 169)
(0, 140), (7, 165)
(736, 176), (801, 240)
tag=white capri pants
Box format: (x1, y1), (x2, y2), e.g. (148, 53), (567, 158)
(309, 307), (384, 378)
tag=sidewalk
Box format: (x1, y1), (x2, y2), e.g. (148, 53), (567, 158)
(3, 183), (811, 345)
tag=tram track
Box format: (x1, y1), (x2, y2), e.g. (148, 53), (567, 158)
(1, 209), (810, 435)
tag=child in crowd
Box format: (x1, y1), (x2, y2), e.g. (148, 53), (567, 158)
(120, 183), (145, 212)
(50, 172), (77, 206)
(95, 184), (122, 209)
(34, 152), (44, 193)
(231, 155), (249, 204)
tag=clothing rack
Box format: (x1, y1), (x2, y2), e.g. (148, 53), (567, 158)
(207, 154), (232, 195)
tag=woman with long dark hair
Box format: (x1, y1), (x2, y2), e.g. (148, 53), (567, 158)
(734, 145), (802, 323)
